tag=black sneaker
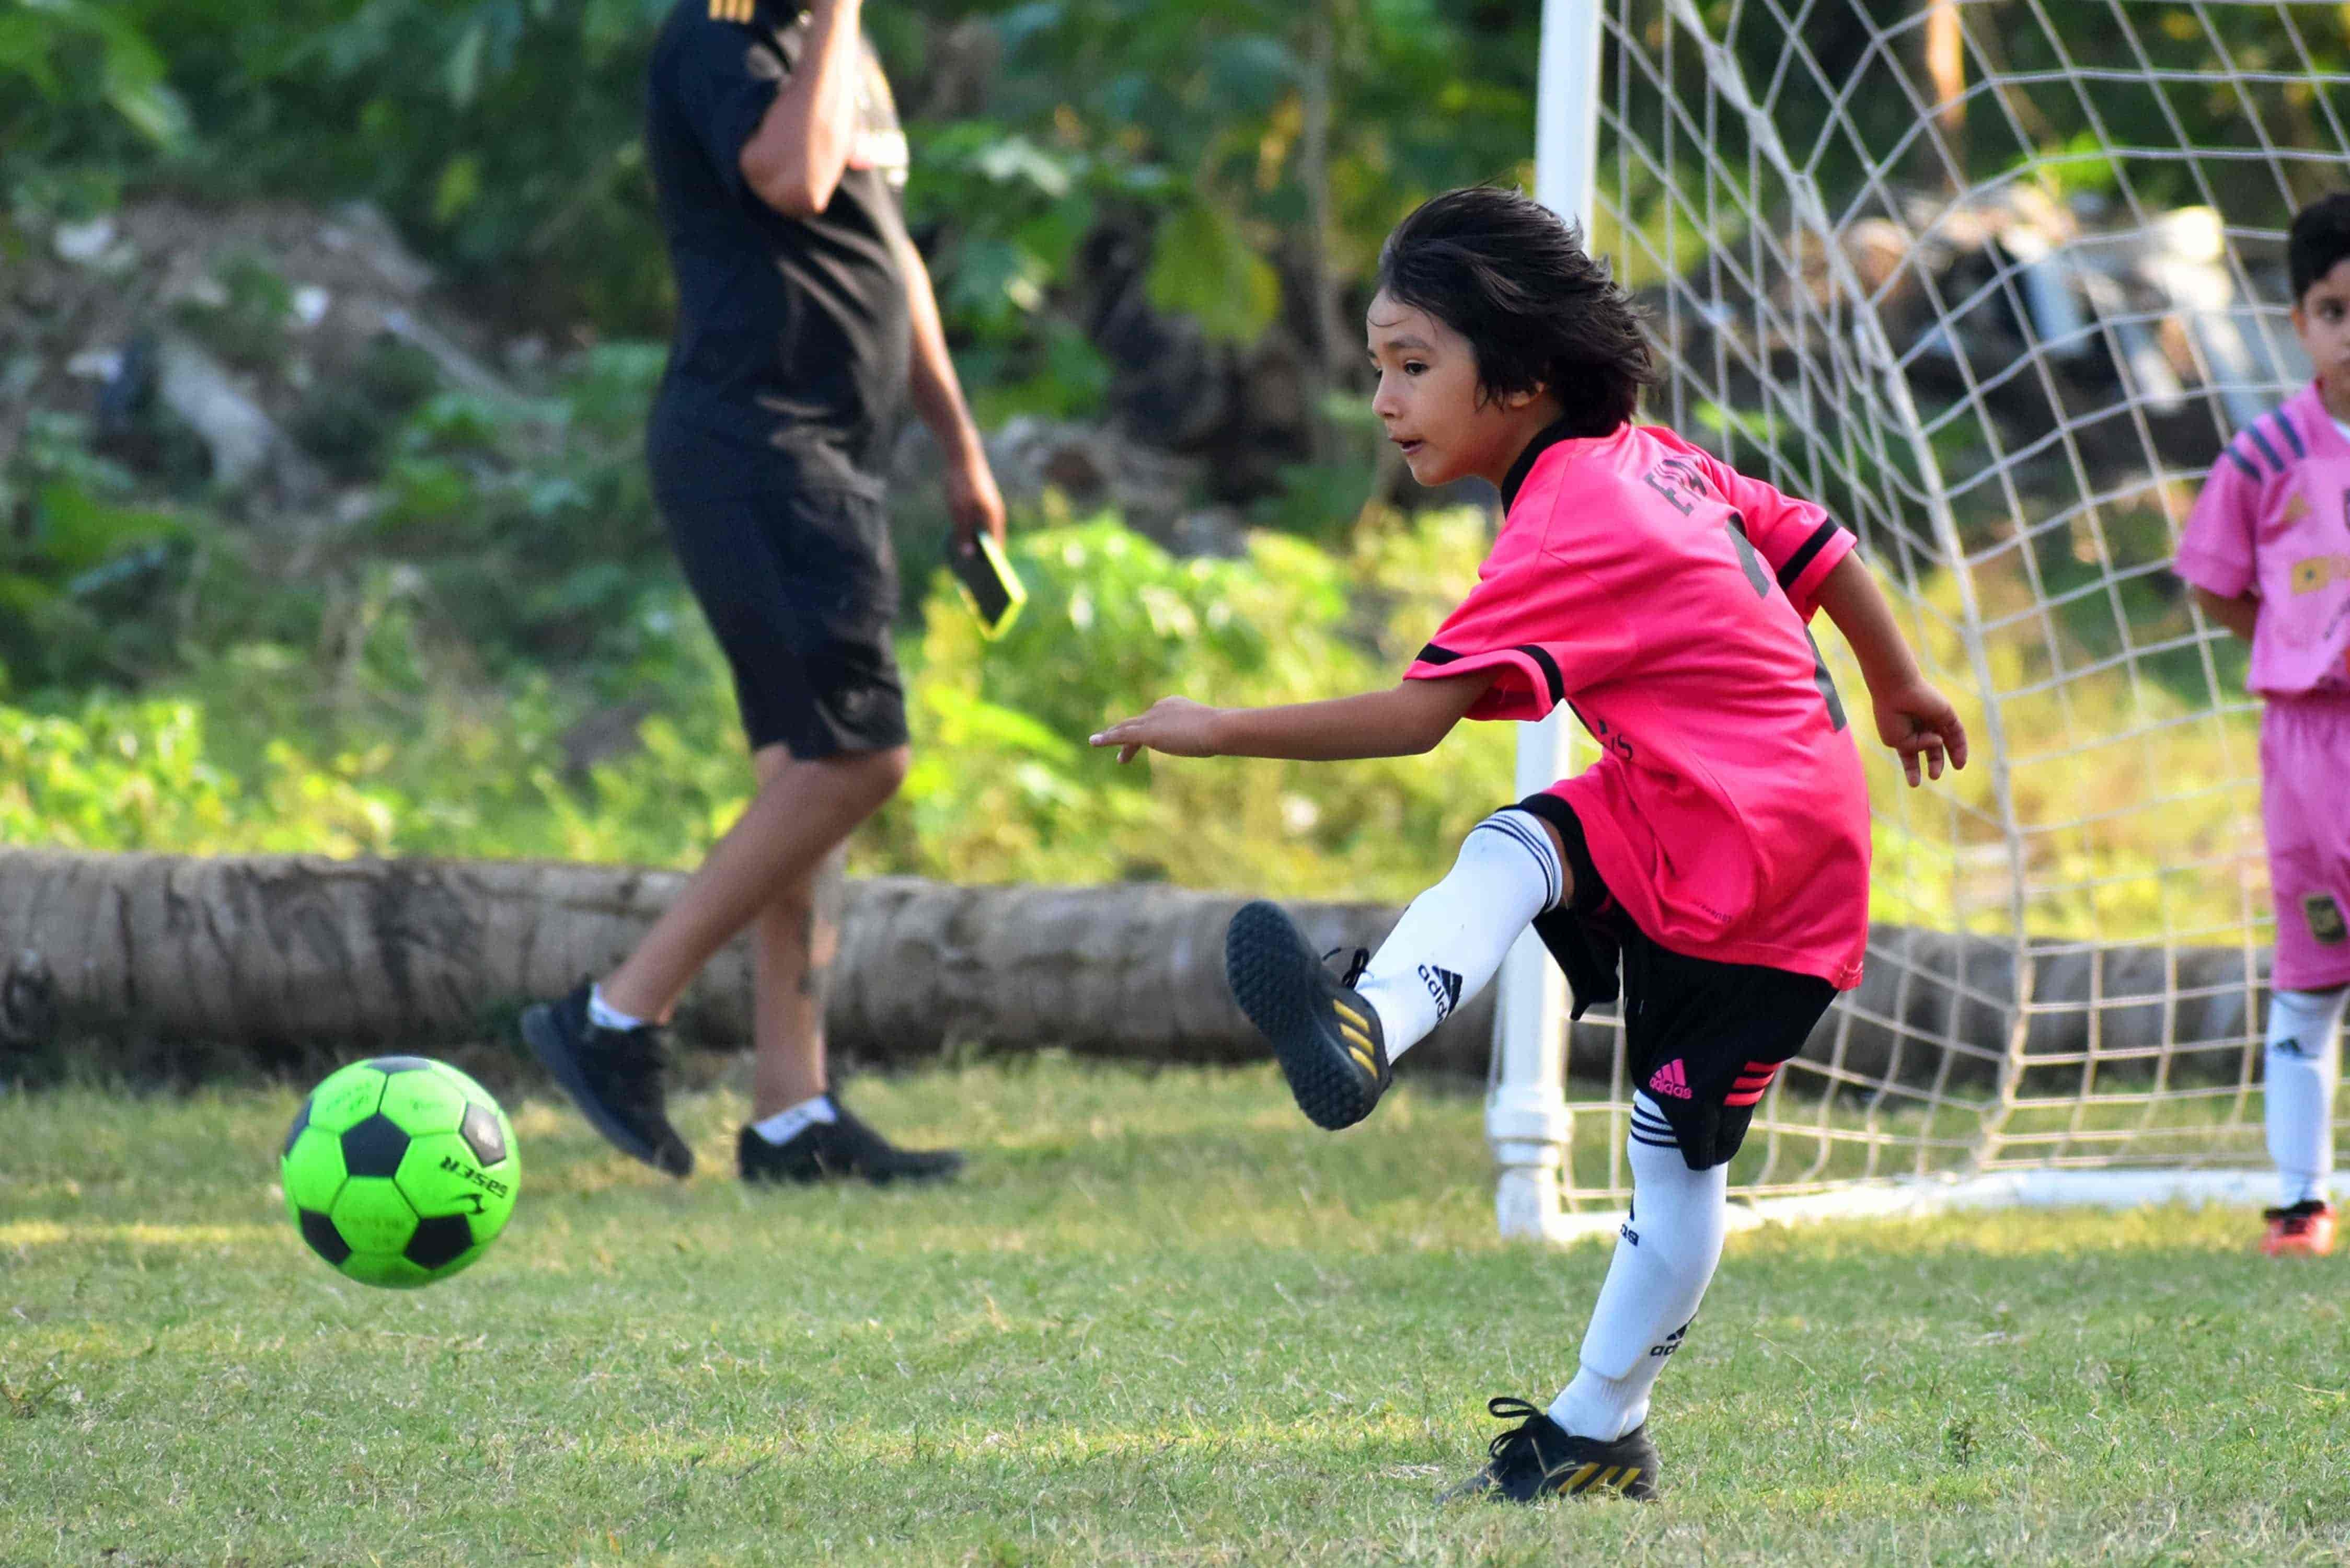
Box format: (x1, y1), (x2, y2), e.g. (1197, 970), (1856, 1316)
(521, 982), (694, 1178)
(1224, 900), (1390, 1130)
(1437, 1397), (1661, 1503)
(738, 1097), (964, 1186)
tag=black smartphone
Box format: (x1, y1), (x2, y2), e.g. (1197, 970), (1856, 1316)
(950, 533), (1026, 640)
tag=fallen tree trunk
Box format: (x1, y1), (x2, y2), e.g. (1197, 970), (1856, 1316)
(0, 848), (1468, 1075)
(0, 849), (2270, 1087)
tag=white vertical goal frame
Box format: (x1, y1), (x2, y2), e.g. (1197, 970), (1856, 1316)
(1488, 0), (1606, 1242)
(1493, 0), (2350, 1237)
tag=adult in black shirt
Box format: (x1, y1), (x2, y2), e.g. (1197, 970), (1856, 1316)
(524, 0), (1003, 1185)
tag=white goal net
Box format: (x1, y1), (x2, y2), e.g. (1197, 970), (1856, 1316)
(1495, 0), (2350, 1233)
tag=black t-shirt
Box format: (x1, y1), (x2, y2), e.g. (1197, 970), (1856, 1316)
(643, 0), (912, 485)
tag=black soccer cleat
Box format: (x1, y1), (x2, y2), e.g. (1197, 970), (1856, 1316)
(1437, 1397), (1661, 1504)
(738, 1097), (964, 1186)
(521, 981), (694, 1178)
(1224, 900), (1391, 1131)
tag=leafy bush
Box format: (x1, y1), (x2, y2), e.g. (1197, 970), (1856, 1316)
(0, 693), (391, 856)
(858, 511), (1513, 898)
(2, 509), (1514, 900)
(0, 413), (197, 695)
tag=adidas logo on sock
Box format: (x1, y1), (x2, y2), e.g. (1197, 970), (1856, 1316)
(1647, 1058), (1692, 1099)
(1418, 964), (1464, 1020)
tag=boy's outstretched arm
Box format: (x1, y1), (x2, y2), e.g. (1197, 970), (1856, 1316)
(1089, 671), (1498, 764)
(1811, 551), (1969, 787)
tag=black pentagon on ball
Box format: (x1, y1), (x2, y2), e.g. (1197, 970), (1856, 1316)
(283, 1096), (312, 1157)
(368, 1055), (437, 1074)
(404, 1213), (475, 1271)
(298, 1207), (352, 1265)
(459, 1101), (507, 1166)
(340, 1113), (411, 1178)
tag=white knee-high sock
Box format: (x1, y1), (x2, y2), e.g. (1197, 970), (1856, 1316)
(1549, 1096), (1729, 1440)
(1352, 810), (1563, 1061)
(2267, 985), (2349, 1207)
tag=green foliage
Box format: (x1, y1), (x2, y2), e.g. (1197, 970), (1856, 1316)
(16, 0), (1542, 413)
(1145, 200), (1282, 345)
(0, 0), (188, 223)
(365, 341), (674, 681)
(170, 251), (299, 373)
(0, 506), (1512, 901)
(0, 413), (195, 695)
(866, 511), (1514, 898)
(285, 338), (446, 480)
(0, 694), (394, 855)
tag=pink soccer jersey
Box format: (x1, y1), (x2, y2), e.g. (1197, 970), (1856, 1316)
(2174, 382), (2350, 990)
(2174, 382), (2350, 698)
(1405, 422), (1873, 989)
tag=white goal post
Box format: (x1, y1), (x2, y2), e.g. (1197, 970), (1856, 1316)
(1495, 0), (2350, 1237)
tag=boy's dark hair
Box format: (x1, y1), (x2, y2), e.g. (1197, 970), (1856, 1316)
(1375, 186), (1657, 437)
(2288, 192), (2350, 303)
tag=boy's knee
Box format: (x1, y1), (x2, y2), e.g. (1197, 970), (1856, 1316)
(1459, 808), (1573, 909)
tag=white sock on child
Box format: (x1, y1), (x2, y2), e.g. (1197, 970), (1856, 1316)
(2266, 985), (2349, 1207)
(1549, 1095), (1729, 1440)
(588, 983), (647, 1032)
(1352, 810), (1563, 1061)
(751, 1093), (839, 1146)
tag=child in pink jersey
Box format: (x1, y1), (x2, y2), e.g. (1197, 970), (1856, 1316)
(1091, 187), (1966, 1503)
(2174, 193), (2350, 1259)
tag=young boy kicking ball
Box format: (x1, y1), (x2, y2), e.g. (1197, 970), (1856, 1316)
(1091, 187), (1966, 1503)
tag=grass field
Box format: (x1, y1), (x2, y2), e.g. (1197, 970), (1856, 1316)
(5, 1058), (2348, 1567)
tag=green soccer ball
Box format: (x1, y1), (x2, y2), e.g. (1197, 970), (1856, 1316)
(281, 1056), (520, 1288)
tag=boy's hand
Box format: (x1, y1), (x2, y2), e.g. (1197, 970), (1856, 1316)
(1090, 698), (1222, 764)
(1871, 676), (1967, 786)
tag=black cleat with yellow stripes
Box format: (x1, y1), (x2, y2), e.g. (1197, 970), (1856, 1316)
(1224, 900), (1391, 1131)
(1438, 1398), (1661, 1504)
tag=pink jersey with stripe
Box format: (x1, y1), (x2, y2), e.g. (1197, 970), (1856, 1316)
(2174, 383), (2350, 988)
(1405, 422), (1872, 988)
(2174, 382), (2350, 697)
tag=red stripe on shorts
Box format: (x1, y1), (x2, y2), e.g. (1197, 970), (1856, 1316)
(1724, 1060), (1782, 1108)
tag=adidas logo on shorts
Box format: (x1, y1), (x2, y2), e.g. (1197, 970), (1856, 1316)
(1647, 1058), (1692, 1099)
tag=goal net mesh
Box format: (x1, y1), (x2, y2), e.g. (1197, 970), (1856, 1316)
(1539, 0), (2347, 1207)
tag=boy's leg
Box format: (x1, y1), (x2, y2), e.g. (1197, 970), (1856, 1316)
(750, 838), (846, 1121)
(1443, 946), (1829, 1504)
(1442, 1097), (1724, 1505)
(1227, 808), (1566, 1130)
(2259, 698), (2350, 1248)
(601, 744), (908, 1025)
(735, 801), (962, 1185)
(1549, 1096), (1729, 1439)
(524, 744), (905, 1178)
(1352, 809), (1569, 1060)
(2264, 984), (2348, 1247)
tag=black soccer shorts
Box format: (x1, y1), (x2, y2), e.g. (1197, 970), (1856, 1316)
(653, 460), (908, 759)
(1511, 793), (1838, 1172)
